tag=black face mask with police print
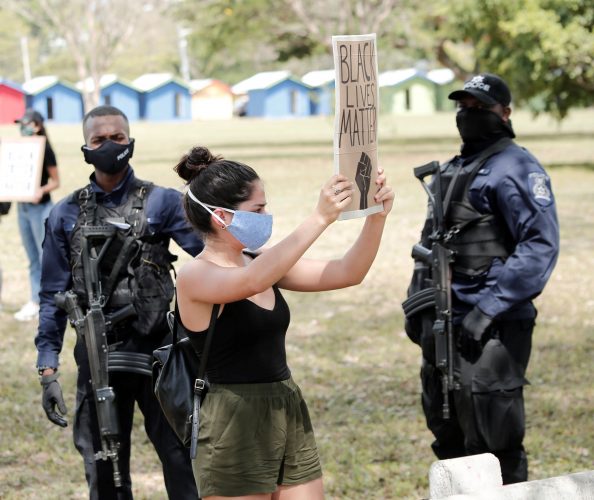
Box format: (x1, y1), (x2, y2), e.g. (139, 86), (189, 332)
(81, 139), (135, 175)
(456, 108), (515, 155)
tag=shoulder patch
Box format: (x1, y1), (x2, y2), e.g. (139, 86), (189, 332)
(528, 172), (553, 206)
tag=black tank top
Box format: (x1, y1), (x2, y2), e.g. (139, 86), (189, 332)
(183, 285), (291, 383)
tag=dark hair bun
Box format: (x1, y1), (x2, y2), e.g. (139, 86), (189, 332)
(174, 146), (222, 182)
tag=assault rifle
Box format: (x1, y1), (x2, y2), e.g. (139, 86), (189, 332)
(55, 223), (135, 488)
(411, 161), (457, 419)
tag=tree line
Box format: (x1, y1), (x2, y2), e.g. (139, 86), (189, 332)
(1, 0), (592, 119)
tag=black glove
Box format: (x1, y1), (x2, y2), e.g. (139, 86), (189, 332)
(458, 307), (493, 363)
(40, 372), (68, 427)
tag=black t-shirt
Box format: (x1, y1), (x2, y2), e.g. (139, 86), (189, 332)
(40, 139), (57, 204)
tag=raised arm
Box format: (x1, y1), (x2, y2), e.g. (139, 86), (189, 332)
(176, 174), (353, 305)
(278, 166), (394, 292)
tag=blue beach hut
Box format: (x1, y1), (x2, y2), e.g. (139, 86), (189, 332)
(133, 73), (191, 121)
(77, 75), (142, 121)
(23, 76), (83, 123)
(232, 71), (313, 118)
(302, 70), (335, 116)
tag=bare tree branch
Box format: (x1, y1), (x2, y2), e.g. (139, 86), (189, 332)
(6, 0), (161, 111)
(284, 0), (408, 51)
(435, 39), (471, 81)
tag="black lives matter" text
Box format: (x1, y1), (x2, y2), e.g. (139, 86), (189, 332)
(338, 41), (377, 149)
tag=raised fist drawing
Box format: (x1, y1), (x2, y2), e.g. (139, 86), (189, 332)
(355, 152), (372, 210)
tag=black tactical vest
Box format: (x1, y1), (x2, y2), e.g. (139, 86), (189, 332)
(69, 179), (176, 337)
(438, 139), (513, 276)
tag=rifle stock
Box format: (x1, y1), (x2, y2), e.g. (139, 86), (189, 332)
(414, 161), (440, 181)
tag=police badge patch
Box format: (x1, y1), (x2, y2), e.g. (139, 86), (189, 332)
(528, 172), (552, 206)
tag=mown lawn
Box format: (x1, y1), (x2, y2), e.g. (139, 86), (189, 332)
(0, 110), (592, 499)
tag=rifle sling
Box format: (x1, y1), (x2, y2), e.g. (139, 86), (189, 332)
(442, 138), (513, 218)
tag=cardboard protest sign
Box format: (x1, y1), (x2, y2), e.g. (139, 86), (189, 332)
(0, 136), (46, 202)
(332, 33), (382, 220)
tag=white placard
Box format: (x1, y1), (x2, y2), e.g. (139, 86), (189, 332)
(332, 33), (382, 220)
(0, 136), (46, 202)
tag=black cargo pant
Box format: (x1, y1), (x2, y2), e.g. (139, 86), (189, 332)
(73, 341), (198, 500)
(420, 318), (534, 484)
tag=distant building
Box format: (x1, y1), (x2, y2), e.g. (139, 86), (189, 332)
(232, 71), (313, 118)
(302, 70), (335, 116)
(133, 73), (191, 121)
(427, 68), (457, 111)
(379, 67), (459, 115)
(23, 76), (83, 123)
(77, 75), (142, 121)
(379, 69), (436, 115)
(0, 78), (25, 124)
(189, 79), (233, 120)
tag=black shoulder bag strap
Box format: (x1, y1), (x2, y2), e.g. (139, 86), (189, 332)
(176, 299), (219, 459)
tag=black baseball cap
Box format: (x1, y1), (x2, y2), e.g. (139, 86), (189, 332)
(14, 108), (45, 124)
(448, 73), (512, 107)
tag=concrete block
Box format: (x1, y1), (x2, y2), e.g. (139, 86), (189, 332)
(429, 453), (502, 498)
(433, 470), (594, 500)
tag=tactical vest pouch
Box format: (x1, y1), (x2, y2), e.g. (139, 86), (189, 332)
(70, 180), (179, 338)
(447, 201), (511, 276)
(130, 242), (176, 337)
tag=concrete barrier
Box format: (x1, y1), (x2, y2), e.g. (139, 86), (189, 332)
(428, 453), (594, 500)
(429, 453), (502, 498)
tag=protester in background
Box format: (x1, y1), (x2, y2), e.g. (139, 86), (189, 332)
(173, 146), (394, 499)
(35, 105), (203, 499)
(403, 74), (559, 484)
(0, 201), (10, 312)
(13, 109), (61, 321)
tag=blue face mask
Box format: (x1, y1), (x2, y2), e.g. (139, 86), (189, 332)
(20, 123), (36, 136)
(187, 189), (273, 251)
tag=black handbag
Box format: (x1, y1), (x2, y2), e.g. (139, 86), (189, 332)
(152, 296), (219, 459)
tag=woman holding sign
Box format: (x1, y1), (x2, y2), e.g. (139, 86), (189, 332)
(13, 109), (60, 321)
(173, 146), (393, 499)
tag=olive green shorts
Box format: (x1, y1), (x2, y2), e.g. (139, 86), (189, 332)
(192, 377), (322, 497)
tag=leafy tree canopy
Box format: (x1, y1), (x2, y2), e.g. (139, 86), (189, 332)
(175, 0), (421, 83)
(431, 0), (594, 119)
(2, 0), (592, 119)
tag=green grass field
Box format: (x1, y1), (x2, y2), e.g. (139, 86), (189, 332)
(0, 110), (592, 499)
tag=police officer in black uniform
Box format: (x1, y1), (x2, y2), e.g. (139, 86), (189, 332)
(35, 105), (203, 499)
(404, 74), (559, 484)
